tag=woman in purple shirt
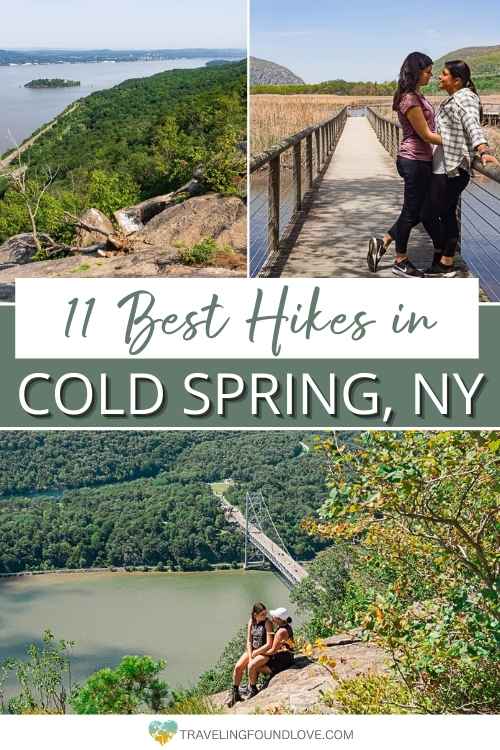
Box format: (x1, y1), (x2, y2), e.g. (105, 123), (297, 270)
(368, 52), (443, 278)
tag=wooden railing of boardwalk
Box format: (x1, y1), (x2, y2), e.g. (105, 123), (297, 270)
(482, 109), (500, 127)
(366, 106), (402, 157)
(367, 106), (500, 300)
(250, 107), (348, 277)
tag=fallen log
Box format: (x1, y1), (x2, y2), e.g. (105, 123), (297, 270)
(114, 177), (204, 235)
(64, 212), (131, 254)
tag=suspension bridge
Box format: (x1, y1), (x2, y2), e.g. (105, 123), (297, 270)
(250, 105), (500, 301)
(219, 491), (307, 588)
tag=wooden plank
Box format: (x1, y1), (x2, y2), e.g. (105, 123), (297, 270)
(268, 155), (281, 257)
(279, 118), (448, 278)
(306, 133), (313, 189)
(293, 142), (302, 212)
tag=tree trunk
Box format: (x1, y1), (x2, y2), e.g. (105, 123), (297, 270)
(27, 207), (43, 255)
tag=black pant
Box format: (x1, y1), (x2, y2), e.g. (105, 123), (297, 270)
(389, 157), (442, 253)
(425, 169), (470, 257)
(267, 650), (294, 676)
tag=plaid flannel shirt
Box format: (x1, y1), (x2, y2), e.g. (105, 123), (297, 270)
(436, 88), (488, 176)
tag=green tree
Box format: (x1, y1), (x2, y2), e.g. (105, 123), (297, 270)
(308, 431), (499, 714)
(84, 170), (140, 217)
(0, 630), (74, 714)
(71, 656), (169, 714)
(291, 547), (350, 638)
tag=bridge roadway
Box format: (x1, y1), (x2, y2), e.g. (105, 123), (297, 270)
(280, 116), (467, 278)
(219, 497), (307, 587)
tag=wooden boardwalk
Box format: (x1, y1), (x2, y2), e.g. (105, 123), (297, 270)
(279, 117), (458, 278)
(461, 172), (500, 300)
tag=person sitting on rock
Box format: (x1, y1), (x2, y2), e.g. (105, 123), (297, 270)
(228, 602), (273, 707)
(246, 607), (295, 698)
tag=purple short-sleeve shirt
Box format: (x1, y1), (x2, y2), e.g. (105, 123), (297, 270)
(397, 92), (435, 161)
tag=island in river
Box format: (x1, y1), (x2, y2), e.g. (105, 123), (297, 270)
(25, 78), (81, 89)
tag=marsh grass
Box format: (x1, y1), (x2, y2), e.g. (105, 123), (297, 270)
(251, 95), (342, 154)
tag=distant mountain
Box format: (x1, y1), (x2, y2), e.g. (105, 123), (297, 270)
(433, 44), (500, 76)
(250, 56), (304, 85)
(0, 48), (246, 66)
(206, 59), (243, 67)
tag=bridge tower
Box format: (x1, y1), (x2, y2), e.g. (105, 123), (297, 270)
(243, 491), (290, 570)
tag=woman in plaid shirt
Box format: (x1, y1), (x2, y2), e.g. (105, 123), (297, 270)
(424, 60), (499, 277)
(369, 56), (499, 279)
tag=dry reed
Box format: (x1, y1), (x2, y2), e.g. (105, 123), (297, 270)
(251, 95), (343, 154)
(251, 94), (500, 158)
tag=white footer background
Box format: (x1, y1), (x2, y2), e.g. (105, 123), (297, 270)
(0, 714), (495, 749)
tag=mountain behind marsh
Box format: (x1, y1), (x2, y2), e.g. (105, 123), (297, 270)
(433, 44), (500, 75)
(250, 56), (304, 85)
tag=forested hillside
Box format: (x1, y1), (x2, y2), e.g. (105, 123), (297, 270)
(252, 79), (395, 96)
(0, 61), (246, 244)
(0, 477), (242, 573)
(433, 44), (500, 76)
(0, 432), (330, 573)
(0, 432), (213, 495)
(426, 44), (500, 93)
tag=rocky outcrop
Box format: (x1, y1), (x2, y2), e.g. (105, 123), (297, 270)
(0, 233), (53, 265)
(75, 209), (114, 247)
(0, 190), (247, 291)
(0, 247), (245, 283)
(212, 634), (390, 715)
(250, 57), (305, 86)
(138, 193), (247, 256)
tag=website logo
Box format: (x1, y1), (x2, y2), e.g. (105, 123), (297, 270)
(149, 721), (178, 746)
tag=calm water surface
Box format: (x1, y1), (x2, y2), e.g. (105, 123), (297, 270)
(0, 570), (295, 696)
(0, 59), (214, 153)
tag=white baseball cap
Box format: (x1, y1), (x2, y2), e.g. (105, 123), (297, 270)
(269, 607), (289, 620)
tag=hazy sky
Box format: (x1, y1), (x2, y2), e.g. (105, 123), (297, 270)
(0, 0), (247, 50)
(251, 0), (500, 82)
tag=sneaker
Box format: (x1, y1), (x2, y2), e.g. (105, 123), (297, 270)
(367, 237), (386, 273)
(227, 686), (243, 708)
(392, 259), (425, 278)
(424, 261), (457, 278)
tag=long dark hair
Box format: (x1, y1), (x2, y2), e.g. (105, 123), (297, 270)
(251, 602), (267, 624)
(445, 59), (482, 118)
(445, 59), (479, 95)
(393, 51), (433, 110)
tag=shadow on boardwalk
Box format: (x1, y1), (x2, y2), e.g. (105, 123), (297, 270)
(271, 117), (470, 280)
(278, 176), (437, 278)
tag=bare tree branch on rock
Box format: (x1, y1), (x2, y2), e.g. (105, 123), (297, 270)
(6, 131), (59, 256)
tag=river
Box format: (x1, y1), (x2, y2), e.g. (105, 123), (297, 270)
(0, 58), (216, 153)
(0, 569), (296, 700)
